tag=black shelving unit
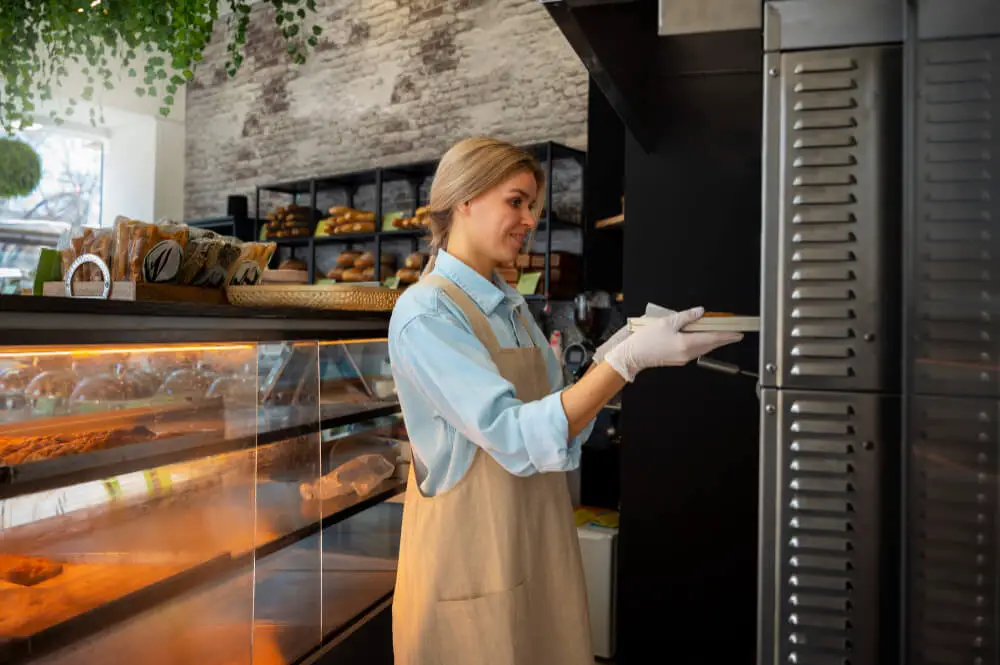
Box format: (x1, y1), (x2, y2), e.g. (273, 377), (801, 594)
(184, 215), (260, 243)
(253, 141), (586, 299)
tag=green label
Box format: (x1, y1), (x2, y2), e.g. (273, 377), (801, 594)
(382, 211), (404, 231)
(516, 271), (542, 295)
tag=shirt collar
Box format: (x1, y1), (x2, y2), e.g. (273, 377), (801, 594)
(432, 250), (526, 315)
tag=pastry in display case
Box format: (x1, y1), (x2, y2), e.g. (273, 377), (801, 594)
(0, 300), (405, 665)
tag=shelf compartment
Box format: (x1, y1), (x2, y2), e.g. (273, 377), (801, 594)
(19, 512), (400, 665)
(0, 553), (235, 665)
(0, 482), (400, 665)
(0, 401), (401, 500)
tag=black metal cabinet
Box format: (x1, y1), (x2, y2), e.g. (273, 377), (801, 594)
(904, 5), (1000, 665)
(911, 36), (1000, 398)
(907, 397), (999, 665)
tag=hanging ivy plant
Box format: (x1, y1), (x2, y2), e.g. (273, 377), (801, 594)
(0, 138), (42, 198)
(0, 0), (323, 134)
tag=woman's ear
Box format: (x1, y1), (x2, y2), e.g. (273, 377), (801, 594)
(456, 200), (472, 216)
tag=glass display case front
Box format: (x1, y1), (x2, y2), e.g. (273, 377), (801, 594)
(0, 335), (405, 665)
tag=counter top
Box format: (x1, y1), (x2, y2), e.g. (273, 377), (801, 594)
(0, 296), (390, 346)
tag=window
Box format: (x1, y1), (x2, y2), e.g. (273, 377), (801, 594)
(0, 126), (104, 288)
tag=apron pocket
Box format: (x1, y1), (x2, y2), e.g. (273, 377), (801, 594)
(433, 582), (529, 665)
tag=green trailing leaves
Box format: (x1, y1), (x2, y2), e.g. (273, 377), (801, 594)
(0, 0), (323, 134)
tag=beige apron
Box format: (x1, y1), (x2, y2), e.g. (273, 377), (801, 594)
(392, 275), (593, 665)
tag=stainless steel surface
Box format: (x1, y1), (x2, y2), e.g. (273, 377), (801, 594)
(759, 388), (897, 665)
(658, 0), (761, 36)
(760, 45), (901, 392)
(764, 0), (903, 52)
(912, 36), (1000, 398)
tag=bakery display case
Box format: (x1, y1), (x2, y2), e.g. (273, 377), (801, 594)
(0, 297), (405, 665)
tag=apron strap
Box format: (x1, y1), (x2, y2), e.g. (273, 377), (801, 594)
(422, 274), (502, 356)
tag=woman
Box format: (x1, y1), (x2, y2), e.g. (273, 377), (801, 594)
(389, 137), (741, 665)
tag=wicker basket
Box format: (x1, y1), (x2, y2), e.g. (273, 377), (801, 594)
(226, 284), (401, 311)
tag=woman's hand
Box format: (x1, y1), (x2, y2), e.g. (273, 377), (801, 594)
(591, 303), (677, 365)
(560, 304), (740, 438)
(604, 307), (743, 382)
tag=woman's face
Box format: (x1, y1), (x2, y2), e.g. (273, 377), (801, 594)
(455, 170), (539, 269)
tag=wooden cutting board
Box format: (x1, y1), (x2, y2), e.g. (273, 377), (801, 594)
(0, 561), (184, 638)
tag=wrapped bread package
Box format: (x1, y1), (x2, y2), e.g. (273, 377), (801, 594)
(225, 240), (277, 286)
(113, 218), (191, 283)
(78, 227), (113, 281)
(179, 234), (241, 287)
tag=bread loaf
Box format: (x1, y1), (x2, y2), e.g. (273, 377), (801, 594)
(354, 251), (375, 269)
(336, 251), (361, 268)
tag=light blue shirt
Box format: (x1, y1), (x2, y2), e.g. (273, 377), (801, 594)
(388, 250), (595, 496)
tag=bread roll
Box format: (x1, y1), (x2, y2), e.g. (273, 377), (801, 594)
(343, 210), (375, 223)
(354, 251), (375, 269)
(396, 268), (420, 284)
(336, 221), (375, 234)
(362, 267), (375, 281)
(341, 268), (366, 282)
(404, 252), (425, 270)
(328, 206), (354, 216)
(327, 268), (345, 281)
(336, 251), (361, 268)
(278, 258), (307, 271)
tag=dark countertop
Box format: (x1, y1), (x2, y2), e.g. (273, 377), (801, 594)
(0, 296), (390, 346)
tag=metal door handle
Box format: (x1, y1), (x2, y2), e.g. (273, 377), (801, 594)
(696, 356), (758, 379)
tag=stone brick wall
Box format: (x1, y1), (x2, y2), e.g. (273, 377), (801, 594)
(184, 0), (589, 219)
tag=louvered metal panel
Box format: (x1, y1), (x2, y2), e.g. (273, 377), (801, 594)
(761, 46), (902, 391)
(908, 397), (999, 665)
(913, 37), (1000, 397)
(759, 389), (897, 665)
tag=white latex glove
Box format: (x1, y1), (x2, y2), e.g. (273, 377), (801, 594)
(592, 303), (677, 364)
(605, 306), (744, 382)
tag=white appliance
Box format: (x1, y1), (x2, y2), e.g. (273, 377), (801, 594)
(577, 524), (618, 659)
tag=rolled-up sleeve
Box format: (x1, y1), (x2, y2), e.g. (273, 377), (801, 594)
(391, 312), (581, 476)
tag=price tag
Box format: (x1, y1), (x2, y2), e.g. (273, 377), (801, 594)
(143, 469), (172, 496)
(516, 271), (542, 295)
(384, 276), (400, 289)
(102, 478), (123, 501)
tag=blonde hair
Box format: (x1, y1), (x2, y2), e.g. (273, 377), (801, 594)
(421, 137), (546, 277)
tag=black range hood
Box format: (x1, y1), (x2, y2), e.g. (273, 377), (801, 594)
(540, 0), (658, 151)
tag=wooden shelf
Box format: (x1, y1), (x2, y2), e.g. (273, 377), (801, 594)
(595, 213), (624, 229)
